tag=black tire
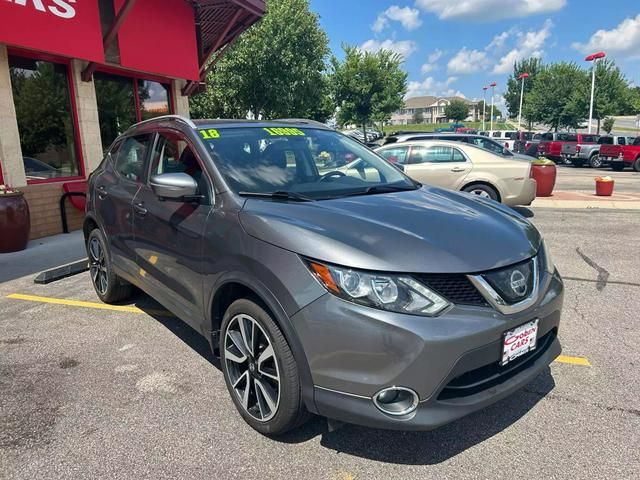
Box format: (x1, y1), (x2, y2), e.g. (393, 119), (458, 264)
(86, 228), (133, 303)
(611, 163), (625, 172)
(462, 183), (499, 202)
(220, 298), (309, 436)
(633, 158), (640, 173)
(571, 159), (585, 168)
(589, 154), (603, 168)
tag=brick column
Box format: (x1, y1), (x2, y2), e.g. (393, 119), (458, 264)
(0, 44), (26, 187)
(71, 60), (104, 175)
(172, 80), (190, 118)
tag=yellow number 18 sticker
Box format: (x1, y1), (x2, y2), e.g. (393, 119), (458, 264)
(199, 129), (220, 140)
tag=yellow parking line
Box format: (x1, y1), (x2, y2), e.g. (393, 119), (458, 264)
(555, 355), (591, 367)
(6, 293), (172, 317)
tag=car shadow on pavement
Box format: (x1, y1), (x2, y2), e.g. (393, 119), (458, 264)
(511, 206), (535, 218)
(279, 369), (556, 464)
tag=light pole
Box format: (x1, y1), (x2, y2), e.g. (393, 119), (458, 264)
(489, 82), (496, 131)
(482, 86), (488, 131)
(585, 51), (606, 134)
(517, 73), (529, 131)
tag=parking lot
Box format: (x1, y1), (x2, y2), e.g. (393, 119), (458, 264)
(2, 170), (640, 479)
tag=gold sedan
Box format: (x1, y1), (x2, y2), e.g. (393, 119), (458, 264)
(374, 140), (536, 206)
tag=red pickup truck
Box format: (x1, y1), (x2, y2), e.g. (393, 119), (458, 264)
(599, 137), (640, 171)
(537, 133), (598, 162)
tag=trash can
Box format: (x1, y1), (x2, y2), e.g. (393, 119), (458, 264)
(0, 189), (30, 253)
(595, 176), (614, 196)
(530, 159), (556, 197)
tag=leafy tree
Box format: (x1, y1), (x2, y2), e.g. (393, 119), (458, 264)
(190, 0), (331, 121)
(625, 86), (640, 114)
(412, 110), (424, 124)
(331, 45), (407, 138)
(504, 58), (543, 119)
(602, 117), (615, 134)
(527, 62), (589, 131)
(444, 99), (470, 123)
(476, 99), (486, 120)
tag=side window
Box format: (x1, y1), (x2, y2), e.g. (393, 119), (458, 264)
(451, 148), (466, 162)
(150, 131), (210, 203)
(618, 137), (626, 145)
(378, 146), (409, 165)
(492, 132), (501, 138)
(115, 134), (152, 182)
(411, 145), (455, 163)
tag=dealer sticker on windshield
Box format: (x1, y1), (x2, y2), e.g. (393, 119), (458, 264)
(501, 319), (538, 365)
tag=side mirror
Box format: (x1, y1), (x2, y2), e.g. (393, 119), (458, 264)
(149, 173), (198, 201)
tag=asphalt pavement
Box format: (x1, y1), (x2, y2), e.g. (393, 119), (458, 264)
(1, 201), (639, 479)
(553, 166), (640, 193)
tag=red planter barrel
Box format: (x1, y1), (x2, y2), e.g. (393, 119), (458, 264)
(530, 164), (556, 197)
(0, 192), (31, 253)
(595, 179), (614, 196)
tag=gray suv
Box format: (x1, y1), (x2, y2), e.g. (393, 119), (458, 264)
(85, 115), (563, 435)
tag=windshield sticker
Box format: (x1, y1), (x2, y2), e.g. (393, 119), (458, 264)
(263, 127), (306, 137)
(199, 129), (220, 140)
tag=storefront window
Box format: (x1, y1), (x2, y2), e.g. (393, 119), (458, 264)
(139, 80), (170, 120)
(94, 72), (137, 151)
(9, 55), (80, 181)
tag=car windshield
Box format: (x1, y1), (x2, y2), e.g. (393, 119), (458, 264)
(198, 126), (417, 199)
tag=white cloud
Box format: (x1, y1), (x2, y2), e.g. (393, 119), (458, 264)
(486, 31), (511, 51)
(360, 39), (417, 59)
(492, 19), (553, 73)
(420, 49), (444, 73)
(415, 0), (565, 22)
(373, 5), (422, 32)
(406, 76), (459, 98)
(572, 14), (640, 58)
(447, 48), (488, 74)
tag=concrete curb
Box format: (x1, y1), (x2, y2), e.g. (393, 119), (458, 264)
(34, 259), (89, 284)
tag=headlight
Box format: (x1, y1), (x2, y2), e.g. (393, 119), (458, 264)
(541, 239), (555, 273)
(306, 260), (450, 316)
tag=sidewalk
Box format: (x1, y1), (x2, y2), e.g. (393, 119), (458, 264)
(532, 190), (640, 210)
(0, 231), (85, 283)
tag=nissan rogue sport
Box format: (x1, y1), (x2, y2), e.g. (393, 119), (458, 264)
(84, 115), (563, 435)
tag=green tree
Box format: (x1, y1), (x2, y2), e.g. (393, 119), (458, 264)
(444, 99), (470, 123)
(504, 58), (543, 119)
(527, 62), (589, 131)
(190, 0), (331, 120)
(476, 99), (486, 120)
(331, 45), (407, 138)
(602, 117), (615, 134)
(412, 110), (424, 124)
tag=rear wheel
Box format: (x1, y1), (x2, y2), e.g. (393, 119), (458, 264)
(87, 228), (133, 303)
(220, 298), (309, 436)
(462, 183), (499, 202)
(633, 158), (640, 172)
(611, 163), (625, 172)
(589, 154), (603, 168)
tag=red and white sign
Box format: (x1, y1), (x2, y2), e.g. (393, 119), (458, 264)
(502, 319), (538, 365)
(0, 0), (105, 63)
(115, 0), (199, 80)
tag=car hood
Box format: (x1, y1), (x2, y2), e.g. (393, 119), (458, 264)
(239, 187), (541, 273)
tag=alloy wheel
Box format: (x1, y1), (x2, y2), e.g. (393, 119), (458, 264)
(224, 314), (281, 422)
(591, 155), (602, 168)
(470, 189), (491, 199)
(88, 236), (108, 295)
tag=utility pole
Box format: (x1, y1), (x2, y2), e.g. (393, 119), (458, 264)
(482, 86), (488, 131)
(489, 82), (496, 131)
(585, 51), (606, 134)
(517, 73), (529, 131)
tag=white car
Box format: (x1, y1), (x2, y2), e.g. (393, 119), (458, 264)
(375, 140), (536, 206)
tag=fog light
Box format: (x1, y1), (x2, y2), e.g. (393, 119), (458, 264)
(373, 386), (419, 416)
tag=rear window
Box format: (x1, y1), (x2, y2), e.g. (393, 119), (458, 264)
(580, 135), (598, 143)
(556, 134), (577, 142)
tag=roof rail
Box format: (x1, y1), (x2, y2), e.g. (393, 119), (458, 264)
(274, 118), (331, 129)
(135, 114), (197, 129)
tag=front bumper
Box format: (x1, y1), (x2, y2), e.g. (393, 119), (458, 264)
(292, 269), (563, 430)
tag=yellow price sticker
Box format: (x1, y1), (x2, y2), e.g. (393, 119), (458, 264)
(199, 129), (220, 140)
(263, 127), (305, 137)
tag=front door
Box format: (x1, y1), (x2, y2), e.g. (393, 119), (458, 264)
(132, 130), (212, 327)
(405, 145), (471, 189)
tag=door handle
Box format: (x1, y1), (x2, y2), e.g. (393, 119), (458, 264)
(133, 202), (147, 216)
(97, 185), (108, 199)
(451, 167), (466, 172)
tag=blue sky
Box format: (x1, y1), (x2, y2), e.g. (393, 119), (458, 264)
(309, 0), (640, 111)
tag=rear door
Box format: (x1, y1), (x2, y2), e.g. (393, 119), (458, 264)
(132, 130), (213, 327)
(93, 134), (153, 277)
(404, 145), (470, 189)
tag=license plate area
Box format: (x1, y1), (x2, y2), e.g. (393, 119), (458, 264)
(501, 319), (538, 366)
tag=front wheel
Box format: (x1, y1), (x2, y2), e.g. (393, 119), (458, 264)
(589, 154), (603, 168)
(220, 299), (309, 435)
(462, 184), (499, 202)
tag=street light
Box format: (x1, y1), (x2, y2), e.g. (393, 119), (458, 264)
(489, 82), (496, 131)
(585, 51), (606, 134)
(482, 86), (488, 131)
(517, 73), (529, 131)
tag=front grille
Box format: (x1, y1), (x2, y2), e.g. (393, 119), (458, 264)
(415, 274), (488, 307)
(438, 328), (557, 400)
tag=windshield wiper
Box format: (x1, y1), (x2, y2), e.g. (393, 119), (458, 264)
(338, 184), (420, 198)
(238, 191), (316, 202)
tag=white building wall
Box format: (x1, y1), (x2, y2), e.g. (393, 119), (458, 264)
(0, 44), (26, 187)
